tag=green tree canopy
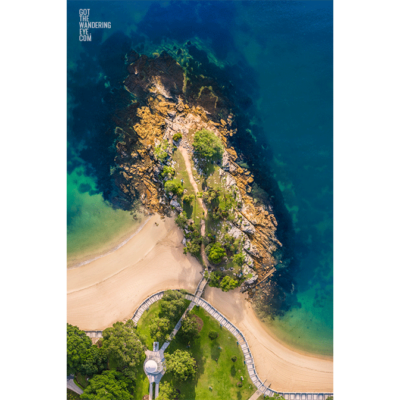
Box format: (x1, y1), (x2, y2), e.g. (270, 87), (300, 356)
(193, 129), (224, 160)
(175, 211), (187, 228)
(157, 381), (176, 400)
(80, 345), (108, 377)
(184, 240), (201, 256)
(67, 323), (92, 376)
(165, 349), (196, 381)
(220, 276), (239, 292)
(149, 317), (171, 343)
(102, 320), (144, 380)
(172, 132), (182, 142)
(233, 252), (246, 267)
(160, 290), (187, 323)
(208, 242), (227, 264)
(161, 166), (175, 179)
(179, 312), (200, 341)
(164, 179), (184, 196)
(154, 140), (170, 163)
(80, 370), (133, 400)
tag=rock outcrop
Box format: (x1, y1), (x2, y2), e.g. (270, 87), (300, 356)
(113, 51), (281, 292)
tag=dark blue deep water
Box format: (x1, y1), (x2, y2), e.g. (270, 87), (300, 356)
(67, 0), (333, 355)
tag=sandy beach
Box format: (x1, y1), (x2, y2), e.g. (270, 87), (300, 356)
(67, 214), (203, 330)
(203, 287), (333, 392)
(67, 214), (333, 392)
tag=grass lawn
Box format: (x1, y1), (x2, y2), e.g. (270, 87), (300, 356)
(172, 148), (203, 229)
(67, 389), (81, 399)
(164, 306), (256, 400)
(133, 296), (191, 400)
(73, 372), (88, 390)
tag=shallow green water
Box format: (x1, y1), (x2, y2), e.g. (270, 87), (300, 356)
(67, 166), (143, 266)
(67, 0), (333, 356)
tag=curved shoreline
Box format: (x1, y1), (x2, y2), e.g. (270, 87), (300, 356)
(67, 214), (151, 270)
(67, 214), (333, 392)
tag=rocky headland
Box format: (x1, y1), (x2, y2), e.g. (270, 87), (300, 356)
(111, 50), (289, 309)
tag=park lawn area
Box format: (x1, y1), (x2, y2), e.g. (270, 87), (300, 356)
(67, 389), (81, 399)
(132, 367), (149, 400)
(133, 296), (191, 400)
(136, 297), (192, 350)
(164, 306), (256, 400)
(136, 300), (163, 349)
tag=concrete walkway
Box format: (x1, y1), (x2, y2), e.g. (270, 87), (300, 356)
(67, 375), (83, 395)
(248, 389), (263, 400)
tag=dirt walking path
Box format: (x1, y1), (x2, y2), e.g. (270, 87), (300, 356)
(179, 147), (211, 268)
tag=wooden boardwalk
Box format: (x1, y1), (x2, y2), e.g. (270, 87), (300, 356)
(184, 294), (333, 400)
(84, 284), (333, 400)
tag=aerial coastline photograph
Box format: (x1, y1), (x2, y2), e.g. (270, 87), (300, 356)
(66, 1), (333, 399)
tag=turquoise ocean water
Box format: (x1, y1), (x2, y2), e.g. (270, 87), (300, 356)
(67, 1), (333, 355)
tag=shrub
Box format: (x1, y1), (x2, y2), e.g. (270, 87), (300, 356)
(220, 276), (239, 292)
(208, 242), (226, 264)
(185, 240), (201, 256)
(154, 140), (170, 162)
(231, 356), (237, 362)
(208, 331), (219, 340)
(183, 194), (195, 203)
(161, 166), (175, 179)
(233, 252), (246, 267)
(175, 212), (187, 228)
(173, 132), (182, 141)
(164, 179), (184, 196)
(165, 350), (196, 381)
(193, 129), (224, 160)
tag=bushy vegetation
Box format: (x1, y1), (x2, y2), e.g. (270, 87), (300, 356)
(183, 227), (202, 257)
(172, 132), (182, 142)
(206, 271), (240, 292)
(148, 290), (187, 345)
(154, 140), (170, 162)
(193, 129), (224, 160)
(233, 252), (246, 267)
(220, 276), (240, 292)
(207, 242), (226, 264)
(178, 312), (200, 341)
(67, 324), (92, 376)
(157, 381), (177, 400)
(175, 211), (187, 228)
(182, 193), (195, 203)
(223, 234), (241, 253)
(208, 331), (218, 340)
(165, 349), (197, 381)
(164, 179), (184, 196)
(102, 320), (144, 381)
(161, 165), (175, 179)
(80, 370), (133, 400)
(149, 317), (171, 343)
(160, 290), (187, 323)
(67, 389), (81, 399)
(80, 344), (108, 377)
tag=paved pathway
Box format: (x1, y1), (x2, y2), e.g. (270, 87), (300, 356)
(67, 375), (83, 395)
(248, 389), (263, 400)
